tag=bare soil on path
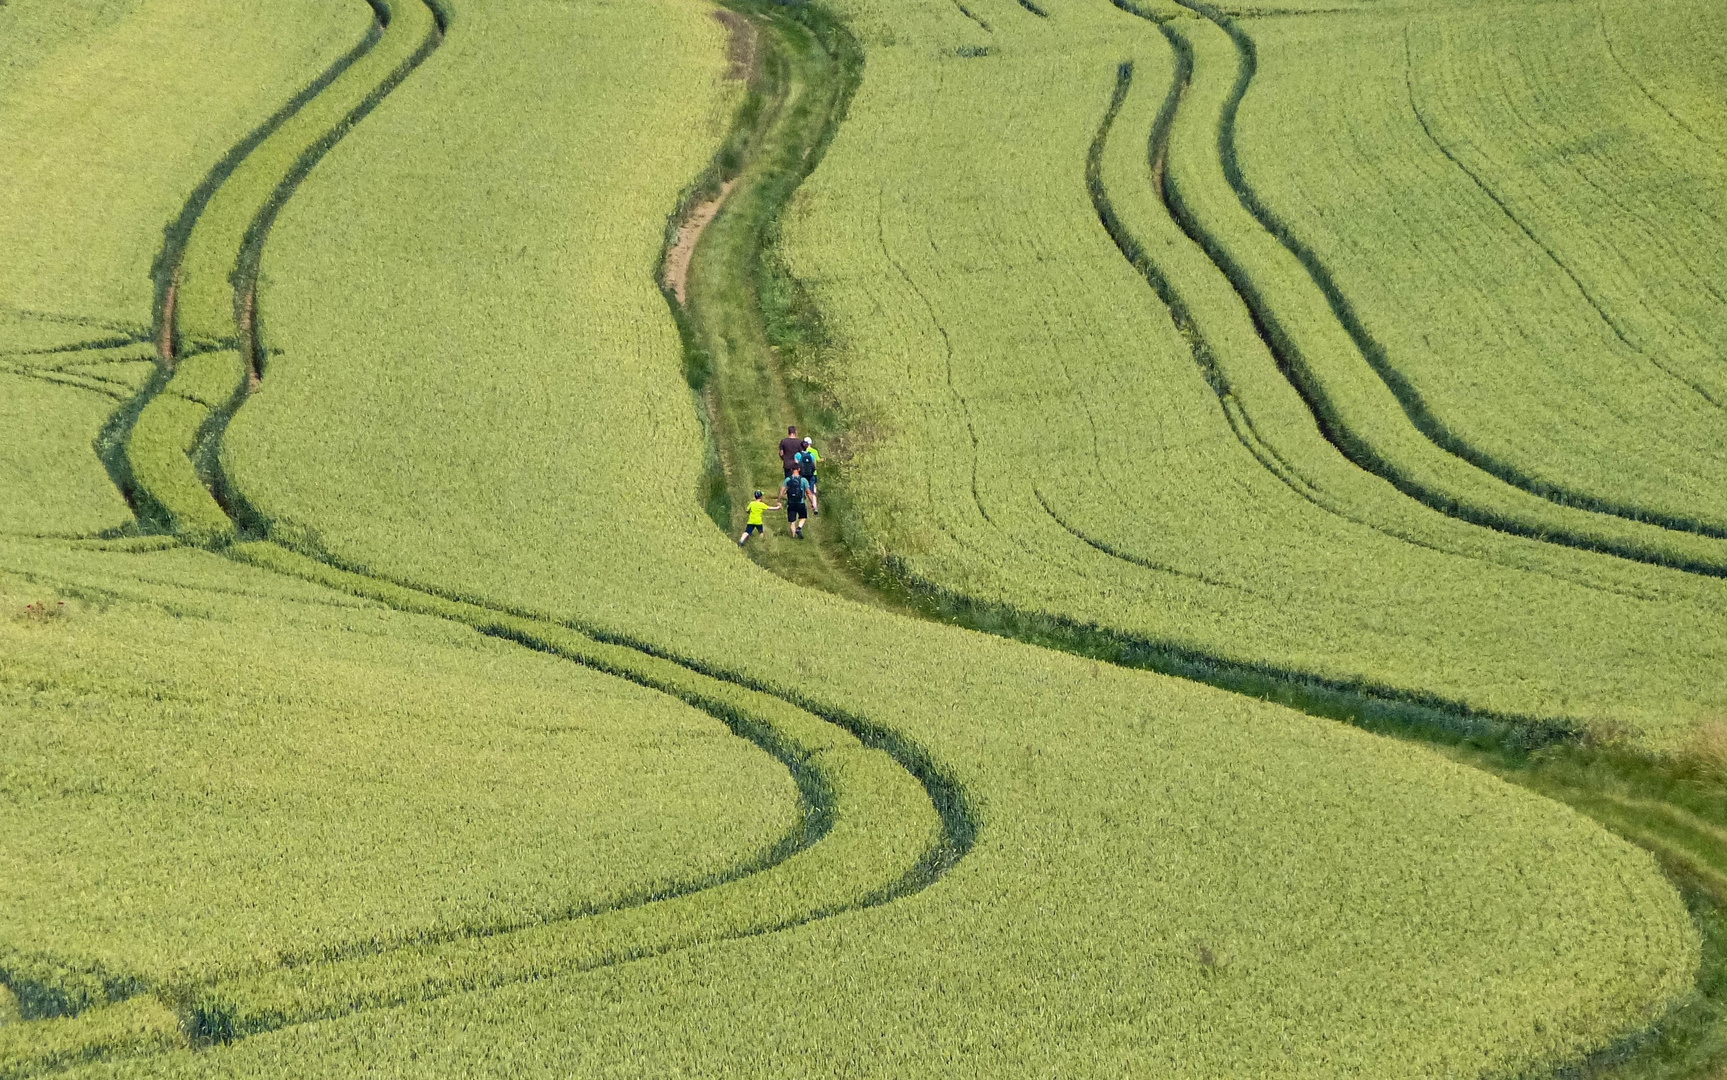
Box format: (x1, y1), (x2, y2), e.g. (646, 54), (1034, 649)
(665, 179), (738, 305)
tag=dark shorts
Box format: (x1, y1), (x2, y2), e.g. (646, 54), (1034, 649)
(787, 501), (808, 522)
(804, 473), (817, 488)
(745, 523), (763, 535)
(783, 462), (795, 477)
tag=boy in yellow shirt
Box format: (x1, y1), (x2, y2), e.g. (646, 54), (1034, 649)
(738, 490), (780, 546)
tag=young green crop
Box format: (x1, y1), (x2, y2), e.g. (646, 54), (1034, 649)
(0, 0), (374, 352)
(1601, 0), (1727, 159)
(1119, 7), (1727, 577)
(0, 0), (1711, 1074)
(0, 997), (180, 1080)
(0, 538), (804, 1009)
(0, 375), (132, 537)
(0, 0), (378, 545)
(1236, 2), (1727, 534)
(126, 0), (442, 547)
(178, 540), (943, 1041)
(0, 0), (134, 105)
(171, 0), (442, 354)
(196, 0), (1701, 1074)
(777, 0), (1727, 744)
(2, 4), (943, 1055)
(123, 352), (247, 546)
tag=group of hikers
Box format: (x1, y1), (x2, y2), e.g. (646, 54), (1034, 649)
(740, 425), (821, 545)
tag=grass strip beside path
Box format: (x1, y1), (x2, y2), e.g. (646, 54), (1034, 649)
(679, 3), (1727, 1076)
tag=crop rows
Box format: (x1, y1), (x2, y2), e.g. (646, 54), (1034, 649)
(1224, 1), (1727, 553)
(0, 532), (873, 1074)
(173, 0), (1701, 1075)
(0, 0), (1716, 1075)
(0, 0), (960, 1071)
(0, 374), (135, 538)
(0, 0), (376, 542)
(780, 0), (1727, 745)
(0, 0), (373, 357)
(1118, 3), (1727, 580)
(5, 4), (947, 1071)
(122, 0), (445, 549)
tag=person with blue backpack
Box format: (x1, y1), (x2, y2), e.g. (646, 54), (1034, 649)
(780, 465), (811, 539)
(794, 437), (820, 516)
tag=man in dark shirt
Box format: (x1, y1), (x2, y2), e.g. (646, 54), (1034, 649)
(779, 425), (804, 478)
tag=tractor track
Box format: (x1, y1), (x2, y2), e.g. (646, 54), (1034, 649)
(187, 542), (967, 1045)
(4, 3), (966, 1071)
(1596, 3), (1724, 161)
(25, 0), (1727, 1076)
(1083, 36), (1673, 605)
(668, 6), (1727, 1075)
(1130, 0), (1727, 578)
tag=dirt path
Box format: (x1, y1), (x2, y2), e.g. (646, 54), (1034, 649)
(240, 287), (262, 390)
(158, 273), (179, 366)
(664, 178), (737, 306)
(659, 13), (756, 307)
(715, 9), (759, 83)
(663, 12), (759, 306)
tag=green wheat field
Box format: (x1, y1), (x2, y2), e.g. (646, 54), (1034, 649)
(1, 0), (1723, 1075)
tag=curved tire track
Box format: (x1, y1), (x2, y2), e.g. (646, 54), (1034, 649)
(1082, 34), (1669, 604)
(123, 0), (448, 548)
(1138, 1), (1727, 578)
(1190, 1), (1727, 538)
(1399, 27), (1726, 416)
(46, 0), (972, 1066)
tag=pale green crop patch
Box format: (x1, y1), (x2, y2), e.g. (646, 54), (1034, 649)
(777, 0), (1727, 748)
(188, 0), (1705, 1073)
(1238, 1), (1727, 533)
(0, 538), (803, 1007)
(0, 0), (383, 551)
(0, 0), (1713, 1074)
(0, 0), (373, 348)
(0, 376), (132, 537)
(171, 0), (440, 354)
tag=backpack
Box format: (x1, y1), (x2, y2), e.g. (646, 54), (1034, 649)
(795, 450), (816, 475)
(785, 475), (807, 502)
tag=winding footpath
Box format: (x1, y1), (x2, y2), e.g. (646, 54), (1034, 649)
(7, 3), (959, 1076)
(22, 1), (1727, 1076)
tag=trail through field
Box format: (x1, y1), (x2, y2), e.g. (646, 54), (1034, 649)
(696, 2), (1727, 1075)
(9, 0), (1727, 1076)
(674, 6), (895, 607)
(665, 179), (737, 304)
(3, 6), (963, 1067)
(664, 8), (757, 306)
(716, 7), (759, 81)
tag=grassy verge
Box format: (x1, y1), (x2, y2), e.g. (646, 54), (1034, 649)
(678, 3), (1727, 1077)
(672, 0), (884, 607)
(1471, 746), (1727, 1079)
